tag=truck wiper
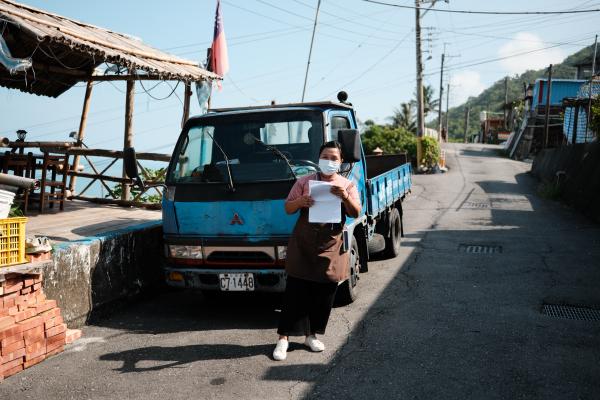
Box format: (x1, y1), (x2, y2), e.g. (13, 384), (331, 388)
(203, 130), (236, 192)
(250, 136), (297, 179)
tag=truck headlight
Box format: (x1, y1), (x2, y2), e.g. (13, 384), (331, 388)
(276, 246), (287, 260)
(169, 245), (203, 259)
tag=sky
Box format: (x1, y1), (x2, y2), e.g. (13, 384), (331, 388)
(1, 0), (599, 157)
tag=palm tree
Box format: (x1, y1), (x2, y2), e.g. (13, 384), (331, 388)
(388, 102), (416, 133)
(411, 85), (439, 118)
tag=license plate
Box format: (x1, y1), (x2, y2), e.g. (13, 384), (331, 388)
(218, 273), (255, 291)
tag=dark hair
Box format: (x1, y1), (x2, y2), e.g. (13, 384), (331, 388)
(318, 140), (343, 157)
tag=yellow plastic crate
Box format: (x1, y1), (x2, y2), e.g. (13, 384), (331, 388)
(0, 217), (27, 267)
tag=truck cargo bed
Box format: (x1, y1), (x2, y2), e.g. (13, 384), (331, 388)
(365, 154), (412, 217)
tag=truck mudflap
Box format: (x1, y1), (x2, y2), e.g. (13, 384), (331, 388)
(164, 267), (287, 292)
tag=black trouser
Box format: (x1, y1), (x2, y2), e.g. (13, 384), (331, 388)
(277, 276), (338, 337)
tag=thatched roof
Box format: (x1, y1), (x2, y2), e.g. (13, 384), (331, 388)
(0, 0), (220, 97)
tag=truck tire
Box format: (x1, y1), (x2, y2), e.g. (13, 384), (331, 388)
(367, 233), (386, 255)
(336, 239), (360, 305)
(384, 208), (401, 258)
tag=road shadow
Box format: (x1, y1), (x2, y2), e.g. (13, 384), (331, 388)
(261, 149), (600, 399)
(100, 343), (275, 373)
(89, 290), (283, 334)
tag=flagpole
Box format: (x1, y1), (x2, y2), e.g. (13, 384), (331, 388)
(301, 0), (321, 102)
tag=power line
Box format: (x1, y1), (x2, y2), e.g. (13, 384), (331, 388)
(291, 0), (404, 35)
(222, 0), (395, 46)
(254, 0), (406, 42)
(327, 35), (593, 99)
(361, 0), (600, 15)
(322, 30), (413, 99)
(433, 37), (595, 75)
(138, 80), (181, 101)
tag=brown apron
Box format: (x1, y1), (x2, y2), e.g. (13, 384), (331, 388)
(285, 176), (349, 283)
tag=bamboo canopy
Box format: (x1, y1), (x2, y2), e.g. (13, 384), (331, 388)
(0, 0), (220, 97)
(0, 0), (218, 205)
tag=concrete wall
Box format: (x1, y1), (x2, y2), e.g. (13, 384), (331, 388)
(531, 141), (600, 223)
(42, 222), (164, 328)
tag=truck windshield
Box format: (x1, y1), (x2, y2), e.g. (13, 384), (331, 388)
(169, 110), (324, 183)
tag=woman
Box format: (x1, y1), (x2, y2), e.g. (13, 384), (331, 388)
(273, 140), (361, 361)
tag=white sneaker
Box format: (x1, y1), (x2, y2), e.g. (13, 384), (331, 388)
(273, 339), (289, 361)
(304, 335), (325, 352)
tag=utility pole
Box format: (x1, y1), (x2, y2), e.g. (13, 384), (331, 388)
(301, 0), (322, 102)
(586, 34), (598, 142)
(503, 76), (509, 129)
(543, 64), (553, 148)
(437, 52), (445, 142)
(445, 82), (450, 140)
(463, 104), (470, 143)
(414, 0), (425, 166)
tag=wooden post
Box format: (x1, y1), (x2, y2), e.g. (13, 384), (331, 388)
(122, 79), (135, 201)
(414, 0), (425, 166)
(182, 81), (192, 128)
(69, 79), (94, 193)
(463, 105), (470, 143)
(503, 77), (509, 129)
(543, 64), (553, 148)
(437, 53), (445, 142)
(586, 34), (598, 143)
(444, 82), (450, 140)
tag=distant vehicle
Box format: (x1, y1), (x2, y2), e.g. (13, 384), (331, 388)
(125, 93), (412, 304)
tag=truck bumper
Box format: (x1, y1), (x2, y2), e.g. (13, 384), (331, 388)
(164, 267), (287, 292)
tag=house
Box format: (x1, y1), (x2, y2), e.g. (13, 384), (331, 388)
(562, 78), (599, 144)
(508, 79), (586, 159)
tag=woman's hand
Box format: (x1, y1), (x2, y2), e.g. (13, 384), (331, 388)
(296, 195), (315, 208)
(332, 184), (361, 218)
(285, 195), (314, 214)
(330, 185), (349, 200)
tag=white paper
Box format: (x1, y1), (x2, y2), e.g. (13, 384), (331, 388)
(308, 180), (341, 223)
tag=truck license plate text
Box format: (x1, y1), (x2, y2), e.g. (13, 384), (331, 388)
(219, 273), (255, 291)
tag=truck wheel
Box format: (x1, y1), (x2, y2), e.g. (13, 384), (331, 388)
(337, 239), (360, 305)
(384, 208), (401, 258)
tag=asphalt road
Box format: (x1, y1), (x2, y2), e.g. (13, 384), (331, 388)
(1, 143), (599, 400)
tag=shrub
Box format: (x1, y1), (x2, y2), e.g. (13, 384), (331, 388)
(361, 125), (417, 159)
(421, 136), (440, 168)
(107, 167), (165, 204)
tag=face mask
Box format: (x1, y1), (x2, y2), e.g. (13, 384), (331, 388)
(319, 159), (340, 175)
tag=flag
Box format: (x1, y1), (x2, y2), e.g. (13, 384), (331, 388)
(210, 0), (229, 89)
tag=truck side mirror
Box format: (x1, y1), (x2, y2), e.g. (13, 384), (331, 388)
(124, 147), (144, 189)
(337, 129), (361, 162)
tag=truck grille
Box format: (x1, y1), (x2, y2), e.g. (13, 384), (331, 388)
(206, 251), (274, 263)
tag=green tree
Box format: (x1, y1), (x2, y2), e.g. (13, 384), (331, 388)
(388, 102), (416, 133)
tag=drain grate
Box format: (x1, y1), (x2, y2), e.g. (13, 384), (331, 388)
(463, 202), (491, 209)
(458, 244), (503, 254)
(541, 304), (600, 321)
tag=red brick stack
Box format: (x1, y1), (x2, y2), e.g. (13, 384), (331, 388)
(0, 273), (81, 381)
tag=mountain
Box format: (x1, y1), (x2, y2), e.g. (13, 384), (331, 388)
(436, 45), (597, 140)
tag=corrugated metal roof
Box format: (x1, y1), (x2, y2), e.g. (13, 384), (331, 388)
(531, 79), (586, 107)
(0, 0), (220, 97)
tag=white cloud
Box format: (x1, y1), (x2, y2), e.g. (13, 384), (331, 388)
(498, 32), (566, 75)
(450, 70), (486, 106)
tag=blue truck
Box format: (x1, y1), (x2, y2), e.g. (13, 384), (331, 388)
(124, 93), (412, 304)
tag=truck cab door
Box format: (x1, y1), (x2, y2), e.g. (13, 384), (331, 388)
(327, 111), (354, 142)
